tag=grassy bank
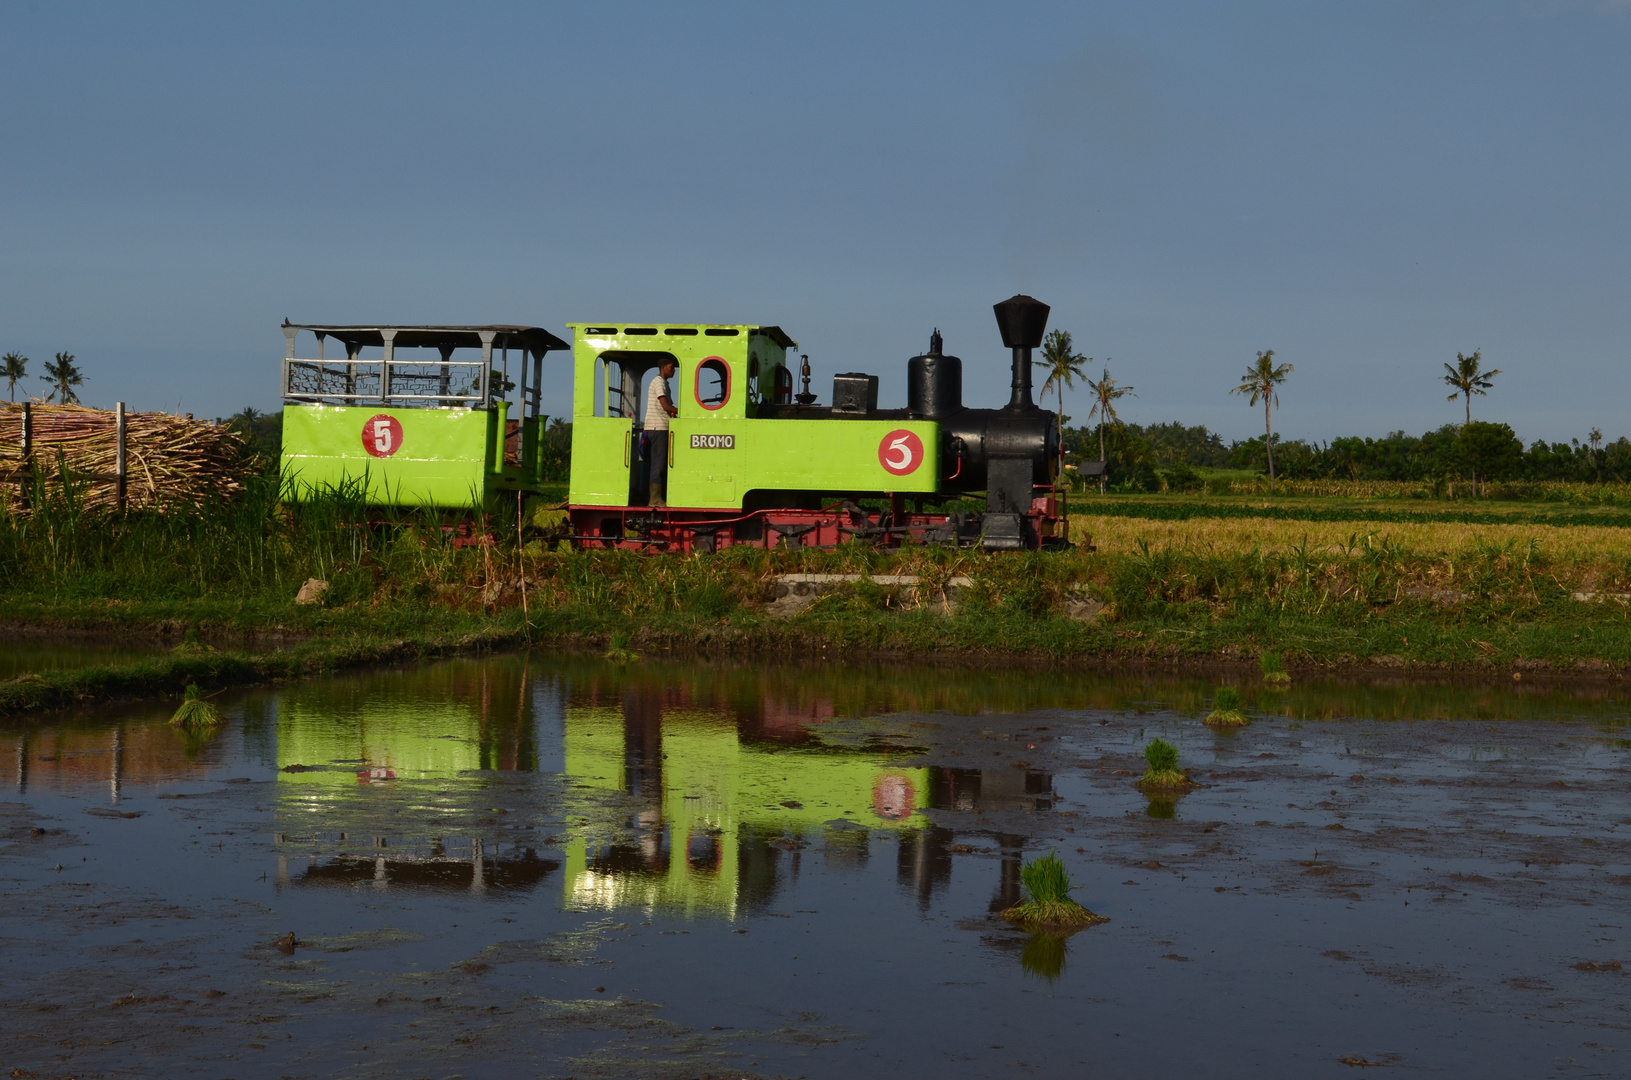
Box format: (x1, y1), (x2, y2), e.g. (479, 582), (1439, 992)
(5, 477), (1631, 714)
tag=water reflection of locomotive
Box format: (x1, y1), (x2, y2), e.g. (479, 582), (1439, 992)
(278, 295), (1065, 550)
(560, 684), (1055, 920)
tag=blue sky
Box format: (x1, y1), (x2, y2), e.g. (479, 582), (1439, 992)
(2, 1), (1628, 444)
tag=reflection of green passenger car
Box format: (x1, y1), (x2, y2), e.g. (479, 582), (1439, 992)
(275, 700), (487, 785)
(561, 705), (929, 919)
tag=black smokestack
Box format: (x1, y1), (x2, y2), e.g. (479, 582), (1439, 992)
(992, 294), (1050, 411)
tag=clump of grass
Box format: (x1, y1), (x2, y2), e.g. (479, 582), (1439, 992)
(1002, 852), (1107, 930)
(603, 631), (639, 663)
(169, 683), (223, 731)
(1260, 650), (1291, 685)
(1137, 737), (1196, 792)
(1205, 685), (1249, 727)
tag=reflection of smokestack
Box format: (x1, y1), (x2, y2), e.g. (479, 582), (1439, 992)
(897, 826), (954, 912)
(989, 834), (1026, 913)
(992, 294), (1050, 411)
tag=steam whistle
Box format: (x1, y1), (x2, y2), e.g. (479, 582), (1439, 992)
(795, 353), (817, 405)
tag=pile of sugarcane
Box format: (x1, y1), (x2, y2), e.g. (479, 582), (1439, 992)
(0, 402), (250, 513)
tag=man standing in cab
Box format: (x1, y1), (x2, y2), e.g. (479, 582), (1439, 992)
(642, 358), (678, 507)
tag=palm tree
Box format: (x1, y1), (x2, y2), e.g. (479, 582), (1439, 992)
(1443, 350), (1500, 425)
(1085, 366), (1136, 494)
(1034, 329), (1089, 480)
(1, 352), (26, 402)
(41, 351), (84, 404)
(1231, 349), (1294, 491)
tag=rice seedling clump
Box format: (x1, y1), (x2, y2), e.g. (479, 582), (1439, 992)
(169, 683), (224, 731)
(1003, 852), (1107, 931)
(1137, 737), (1197, 791)
(603, 631), (639, 663)
(1205, 686), (1249, 727)
(1259, 650), (1291, 685)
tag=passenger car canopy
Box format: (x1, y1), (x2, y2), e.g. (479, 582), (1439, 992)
(281, 322), (569, 410)
(283, 323), (568, 356)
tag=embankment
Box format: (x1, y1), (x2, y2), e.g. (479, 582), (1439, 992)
(7, 483), (1631, 715)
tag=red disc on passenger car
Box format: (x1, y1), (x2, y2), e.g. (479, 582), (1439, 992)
(877, 429), (923, 476)
(362, 414), (404, 458)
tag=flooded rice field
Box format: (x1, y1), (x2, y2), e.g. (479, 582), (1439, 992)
(2, 656), (1629, 1078)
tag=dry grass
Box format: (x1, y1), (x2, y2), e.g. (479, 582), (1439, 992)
(1071, 512), (1631, 559)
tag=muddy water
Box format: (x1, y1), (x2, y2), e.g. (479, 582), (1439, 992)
(2, 658), (1628, 1078)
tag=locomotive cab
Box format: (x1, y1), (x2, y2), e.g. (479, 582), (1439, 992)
(567, 324), (941, 518)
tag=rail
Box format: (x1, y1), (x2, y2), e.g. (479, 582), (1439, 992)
(282, 357), (491, 407)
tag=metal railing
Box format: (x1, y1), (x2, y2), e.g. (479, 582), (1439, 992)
(282, 358), (490, 407)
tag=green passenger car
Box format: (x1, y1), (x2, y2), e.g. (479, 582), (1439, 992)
(278, 323), (567, 512)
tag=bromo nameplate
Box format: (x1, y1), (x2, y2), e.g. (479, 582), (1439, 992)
(690, 434), (735, 449)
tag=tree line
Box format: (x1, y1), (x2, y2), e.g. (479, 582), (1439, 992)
(1033, 335), (1618, 491)
(1060, 419), (1629, 490)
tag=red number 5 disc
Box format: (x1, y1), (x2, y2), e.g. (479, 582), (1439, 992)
(878, 429), (923, 476)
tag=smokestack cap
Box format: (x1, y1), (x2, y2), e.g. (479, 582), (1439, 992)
(992, 294), (1051, 349)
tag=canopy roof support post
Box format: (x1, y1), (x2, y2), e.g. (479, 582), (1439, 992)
(501, 341), (511, 412)
(530, 349), (543, 419)
(282, 324), (298, 400)
(517, 342), (528, 418)
(478, 330), (496, 410)
(381, 329), (397, 405)
(438, 345), (453, 403)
